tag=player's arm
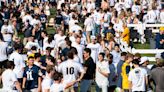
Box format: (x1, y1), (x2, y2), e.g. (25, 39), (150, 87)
(22, 77), (26, 89)
(64, 80), (77, 89)
(44, 89), (50, 92)
(98, 67), (109, 77)
(15, 81), (22, 92)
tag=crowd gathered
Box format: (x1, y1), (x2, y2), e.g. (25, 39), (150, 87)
(0, 0), (164, 92)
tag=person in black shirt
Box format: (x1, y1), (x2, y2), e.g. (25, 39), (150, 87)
(80, 48), (96, 92)
(55, 10), (63, 29)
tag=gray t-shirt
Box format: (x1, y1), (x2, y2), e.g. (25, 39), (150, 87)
(150, 67), (164, 92)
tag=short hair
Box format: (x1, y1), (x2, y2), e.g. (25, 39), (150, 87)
(46, 47), (52, 52)
(70, 47), (78, 55)
(46, 65), (54, 73)
(6, 61), (15, 69)
(115, 44), (120, 47)
(53, 72), (63, 81)
(28, 56), (34, 60)
(99, 52), (105, 58)
(42, 31), (48, 36)
(106, 53), (113, 59)
(132, 59), (140, 65)
(127, 53), (134, 58)
(67, 51), (74, 59)
(34, 53), (41, 59)
(157, 59), (164, 67)
(134, 53), (141, 58)
(121, 52), (127, 56)
(66, 40), (72, 47)
(13, 43), (21, 50)
(84, 48), (91, 55)
(31, 46), (37, 50)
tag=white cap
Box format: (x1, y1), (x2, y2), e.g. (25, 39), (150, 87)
(91, 36), (96, 40)
(155, 53), (161, 59)
(140, 57), (149, 64)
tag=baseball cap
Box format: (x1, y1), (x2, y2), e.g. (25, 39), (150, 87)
(159, 27), (164, 31)
(140, 57), (149, 64)
(91, 36), (96, 40)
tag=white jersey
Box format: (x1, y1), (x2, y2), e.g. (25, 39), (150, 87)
(9, 51), (25, 78)
(0, 41), (8, 62)
(84, 17), (95, 32)
(147, 10), (157, 23)
(96, 60), (110, 86)
(2, 69), (18, 91)
(72, 42), (84, 63)
(1, 25), (14, 42)
(128, 67), (148, 92)
(132, 5), (141, 15)
(50, 83), (66, 92)
(111, 50), (121, 67)
(160, 11), (164, 23)
(57, 59), (84, 84)
(42, 75), (53, 92)
(87, 43), (103, 63)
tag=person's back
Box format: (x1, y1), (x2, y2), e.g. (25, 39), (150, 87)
(151, 67), (164, 92)
(58, 59), (84, 84)
(128, 67), (147, 91)
(2, 69), (17, 91)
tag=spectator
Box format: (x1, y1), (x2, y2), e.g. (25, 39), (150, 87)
(128, 59), (148, 92)
(22, 56), (42, 92)
(1, 61), (22, 92)
(155, 27), (164, 49)
(80, 48), (96, 92)
(122, 53), (133, 92)
(150, 59), (164, 92)
(95, 52), (110, 92)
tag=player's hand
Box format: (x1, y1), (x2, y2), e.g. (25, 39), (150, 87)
(77, 78), (81, 82)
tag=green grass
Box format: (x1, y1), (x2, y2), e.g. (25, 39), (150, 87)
(133, 43), (150, 49)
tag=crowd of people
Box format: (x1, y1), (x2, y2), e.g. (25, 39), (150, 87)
(0, 0), (164, 92)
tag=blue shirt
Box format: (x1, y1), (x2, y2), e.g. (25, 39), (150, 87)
(23, 65), (41, 90)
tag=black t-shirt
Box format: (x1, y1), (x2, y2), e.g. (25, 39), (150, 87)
(55, 14), (63, 25)
(82, 57), (96, 80)
(24, 24), (33, 37)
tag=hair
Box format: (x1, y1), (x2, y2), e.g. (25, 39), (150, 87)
(132, 59), (140, 65)
(67, 51), (74, 59)
(46, 47), (52, 52)
(157, 59), (164, 67)
(6, 61), (15, 69)
(84, 48), (91, 55)
(134, 53), (141, 58)
(46, 65), (54, 73)
(121, 52), (127, 56)
(66, 40), (72, 47)
(127, 53), (134, 58)
(114, 44), (120, 48)
(31, 46), (37, 50)
(34, 53), (41, 59)
(48, 34), (54, 44)
(106, 53), (113, 59)
(13, 43), (21, 50)
(28, 56), (34, 60)
(42, 31), (48, 36)
(70, 47), (78, 55)
(99, 52), (105, 58)
(53, 72), (63, 81)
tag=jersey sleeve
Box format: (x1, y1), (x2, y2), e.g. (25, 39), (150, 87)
(43, 80), (52, 89)
(77, 63), (85, 73)
(57, 63), (63, 73)
(11, 72), (18, 82)
(23, 67), (27, 77)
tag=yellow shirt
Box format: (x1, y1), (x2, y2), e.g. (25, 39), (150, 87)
(122, 27), (130, 45)
(121, 62), (131, 89)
